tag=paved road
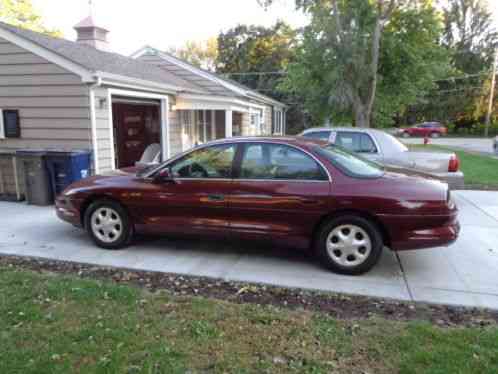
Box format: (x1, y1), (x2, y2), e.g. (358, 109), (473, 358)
(1, 190), (498, 310)
(402, 137), (497, 156)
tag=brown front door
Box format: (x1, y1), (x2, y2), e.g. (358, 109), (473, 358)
(113, 103), (160, 168)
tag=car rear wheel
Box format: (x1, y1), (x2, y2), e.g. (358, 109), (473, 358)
(402, 132), (410, 138)
(430, 132), (440, 138)
(84, 199), (132, 250)
(315, 215), (383, 275)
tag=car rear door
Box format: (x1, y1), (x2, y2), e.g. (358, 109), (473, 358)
(227, 142), (330, 247)
(333, 131), (383, 162)
(136, 143), (237, 236)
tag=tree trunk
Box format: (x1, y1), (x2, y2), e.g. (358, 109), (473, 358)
(354, 102), (370, 128)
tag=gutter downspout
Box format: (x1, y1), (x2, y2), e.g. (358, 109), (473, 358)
(89, 77), (102, 174)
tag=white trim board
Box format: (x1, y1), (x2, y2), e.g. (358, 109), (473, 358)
(107, 88), (171, 168)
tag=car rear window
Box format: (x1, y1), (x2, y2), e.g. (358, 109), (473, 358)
(315, 145), (384, 179)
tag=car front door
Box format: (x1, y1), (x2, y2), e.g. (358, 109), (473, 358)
(135, 143), (237, 236)
(227, 142), (330, 247)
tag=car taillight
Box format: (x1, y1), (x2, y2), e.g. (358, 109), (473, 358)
(448, 155), (459, 172)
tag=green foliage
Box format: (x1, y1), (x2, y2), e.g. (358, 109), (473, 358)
(216, 22), (296, 93)
(442, 0), (498, 74)
(168, 37), (218, 71)
(0, 0), (61, 37)
(280, 0), (451, 127)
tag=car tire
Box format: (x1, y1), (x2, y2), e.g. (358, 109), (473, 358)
(84, 199), (133, 250)
(315, 215), (383, 275)
(430, 132), (440, 138)
(402, 132), (410, 138)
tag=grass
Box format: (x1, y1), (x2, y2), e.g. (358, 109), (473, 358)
(1, 267), (497, 373)
(410, 144), (498, 187)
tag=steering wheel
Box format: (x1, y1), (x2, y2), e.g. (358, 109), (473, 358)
(188, 163), (209, 178)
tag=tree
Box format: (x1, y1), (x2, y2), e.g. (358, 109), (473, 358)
(261, 0), (410, 128)
(0, 0), (61, 36)
(216, 22), (296, 93)
(168, 38), (218, 71)
(273, 0), (449, 127)
(442, 0), (498, 74)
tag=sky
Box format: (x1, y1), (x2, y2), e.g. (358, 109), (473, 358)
(27, 0), (498, 57)
(31, 0), (309, 56)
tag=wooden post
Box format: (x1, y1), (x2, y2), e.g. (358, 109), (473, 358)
(485, 49), (498, 137)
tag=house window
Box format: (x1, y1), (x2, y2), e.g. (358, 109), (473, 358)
(250, 111), (262, 135)
(0, 109), (20, 139)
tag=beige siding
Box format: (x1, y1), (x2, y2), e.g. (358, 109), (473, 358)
(0, 37), (92, 155)
(169, 110), (182, 156)
(241, 112), (252, 136)
(263, 105), (273, 135)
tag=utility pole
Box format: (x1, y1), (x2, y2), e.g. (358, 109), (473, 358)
(485, 49), (498, 137)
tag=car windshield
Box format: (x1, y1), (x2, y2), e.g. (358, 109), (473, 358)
(315, 144), (384, 179)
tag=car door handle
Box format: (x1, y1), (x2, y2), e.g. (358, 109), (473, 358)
(300, 198), (319, 205)
(207, 194), (225, 201)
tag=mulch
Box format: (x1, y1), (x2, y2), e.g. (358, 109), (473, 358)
(1, 254), (497, 328)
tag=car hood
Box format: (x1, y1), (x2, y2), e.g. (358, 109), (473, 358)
(61, 168), (140, 195)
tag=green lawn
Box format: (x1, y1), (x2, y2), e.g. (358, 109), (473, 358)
(410, 144), (498, 187)
(1, 267), (497, 373)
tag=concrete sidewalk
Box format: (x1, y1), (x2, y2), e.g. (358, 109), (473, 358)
(1, 190), (497, 310)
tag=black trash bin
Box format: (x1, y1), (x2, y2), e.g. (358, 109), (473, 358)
(16, 149), (52, 206)
(45, 150), (92, 197)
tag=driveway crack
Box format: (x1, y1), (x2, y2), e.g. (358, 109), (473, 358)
(395, 252), (414, 301)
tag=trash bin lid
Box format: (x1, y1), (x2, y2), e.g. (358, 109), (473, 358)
(0, 148), (16, 155)
(45, 149), (91, 156)
(15, 149), (48, 156)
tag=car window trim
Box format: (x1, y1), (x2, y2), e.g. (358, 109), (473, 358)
(334, 131), (379, 154)
(144, 140), (332, 183)
(234, 141), (331, 182)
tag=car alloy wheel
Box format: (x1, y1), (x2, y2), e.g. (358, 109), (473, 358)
(326, 225), (372, 267)
(91, 207), (123, 244)
(84, 199), (132, 250)
(402, 132), (410, 138)
(315, 215), (383, 275)
(431, 132), (440, 138)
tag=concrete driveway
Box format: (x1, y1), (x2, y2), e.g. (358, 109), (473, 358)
(1, 190), (498, 310)
(402, 137), (496, 156)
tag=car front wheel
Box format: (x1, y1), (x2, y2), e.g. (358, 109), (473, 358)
(84, 199), (132, 250)
(430, 132), (440, 138)
(315, 215), (383, 275)
(402, 132), (410, 138)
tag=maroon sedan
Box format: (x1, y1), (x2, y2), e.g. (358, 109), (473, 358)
(56, 137), (459, 275)
(398, 122), (447, 138)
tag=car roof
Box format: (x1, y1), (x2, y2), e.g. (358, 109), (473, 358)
(301, 127), (388, 136)
(200, 136), (329, 149)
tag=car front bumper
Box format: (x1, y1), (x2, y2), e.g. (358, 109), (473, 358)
(55, 196), (82, 227)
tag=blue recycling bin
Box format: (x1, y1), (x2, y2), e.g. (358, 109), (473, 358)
(45, 150), (91, 196)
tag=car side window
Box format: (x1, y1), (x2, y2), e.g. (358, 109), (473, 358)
(170, 144), (236, 179)
(336, 132), (377, 154)
(239, 143), (327, 181)
(359, 134), (377, 153)
(302, 131), (331, 141)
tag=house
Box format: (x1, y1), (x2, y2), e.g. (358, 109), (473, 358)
(0, 15), (287, 174)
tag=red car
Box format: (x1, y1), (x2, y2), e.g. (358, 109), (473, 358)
(56, 137), (459, 275)
(398, 122), (447, 138)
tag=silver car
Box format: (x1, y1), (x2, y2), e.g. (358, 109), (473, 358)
(299, 127), (464, 189)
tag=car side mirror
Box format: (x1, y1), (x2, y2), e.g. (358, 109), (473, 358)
(153, 168), (174, 183)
